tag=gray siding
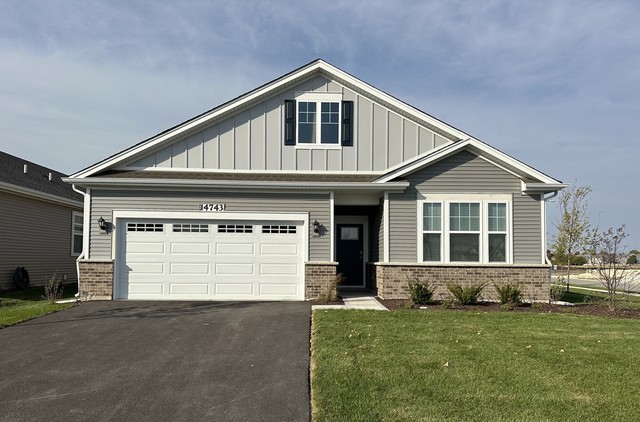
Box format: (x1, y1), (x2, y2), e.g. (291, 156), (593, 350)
(409, 150), (522, 194)
(513, 193), (543, 264)
(0, 191), (80, 289)
(89, 190), (330, 262)
(125, 75), (455, 172)
(388, 192), (417, 262)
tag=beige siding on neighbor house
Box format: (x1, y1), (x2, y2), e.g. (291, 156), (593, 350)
(89, 190), (331, 262)
(124, 75), (455, 173)
(0, 191), (80, 289)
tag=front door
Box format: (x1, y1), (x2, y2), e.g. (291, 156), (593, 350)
(336, 223), (364, 287)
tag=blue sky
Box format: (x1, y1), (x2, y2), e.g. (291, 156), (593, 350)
(1, 0), (638, 247)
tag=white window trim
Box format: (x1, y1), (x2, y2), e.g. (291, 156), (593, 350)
(71, 211), (84, 257)
(294, 92), (343, 147)
(417, 196), (512, 264)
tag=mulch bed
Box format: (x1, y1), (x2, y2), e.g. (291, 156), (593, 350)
(377, 299), (640, 320)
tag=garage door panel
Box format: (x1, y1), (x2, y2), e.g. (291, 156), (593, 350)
(215, 243), (255, 255)
(215, 263), (254, 275)
(127, 262), (164, 274)
(129, 283), (164, 295)
(215, 283), (254, 295)
(259, 284), (298, 296)
(118, 218), (303, 301)
(170, 263), (210, 275)
(260, 263), (299, 275)
(171, 242), (210, 254)
(260, 243), (298, 256)
(169, 283), (209, 295)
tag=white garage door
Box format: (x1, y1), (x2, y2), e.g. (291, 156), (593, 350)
(115, 219), (304, 300)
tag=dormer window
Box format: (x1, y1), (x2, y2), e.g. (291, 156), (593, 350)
(284, 94), (353, 147)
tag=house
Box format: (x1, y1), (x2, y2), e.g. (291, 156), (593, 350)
(0, 151), (83, 290)
(65, 60), (566, 302)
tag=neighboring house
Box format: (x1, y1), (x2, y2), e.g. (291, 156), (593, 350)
(0, 151), (83, 290)
(65, 60), (565, 302)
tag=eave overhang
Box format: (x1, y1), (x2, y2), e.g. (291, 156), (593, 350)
(0, 181), (83, 208)
(62, 177), (409, 192)
(522, 182), (568, 193)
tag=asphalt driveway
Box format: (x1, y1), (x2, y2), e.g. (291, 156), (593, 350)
(0, 301), (311, 422)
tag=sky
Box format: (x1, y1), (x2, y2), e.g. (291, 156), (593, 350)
(1, 0), (638, 248)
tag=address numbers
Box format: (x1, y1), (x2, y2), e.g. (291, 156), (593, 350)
(199, 203), (226, 212)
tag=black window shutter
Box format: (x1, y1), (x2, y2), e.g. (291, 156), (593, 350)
(341, 100), (354, 146)
(284, 100), (296, 146)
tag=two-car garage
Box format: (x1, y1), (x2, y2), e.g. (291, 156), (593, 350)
(113, 212), (307, 301)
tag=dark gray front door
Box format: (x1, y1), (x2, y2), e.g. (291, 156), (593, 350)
(336, 223), (364, 286)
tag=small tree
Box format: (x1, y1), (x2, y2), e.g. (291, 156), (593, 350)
(552, 183), (591, 292)
(586, 226), (628, 310)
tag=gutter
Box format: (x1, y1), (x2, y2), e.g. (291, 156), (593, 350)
(62, 177), (410, 191)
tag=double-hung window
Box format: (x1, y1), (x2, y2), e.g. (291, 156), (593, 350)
(420, 198), (510, 263)
(284, 93), (353, 146)
(71, 211), (83, 256)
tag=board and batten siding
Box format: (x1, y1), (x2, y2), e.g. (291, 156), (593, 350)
(512, 193), (543, 264)
(125, 75), (453, 173)
(388, 192), (417, 262)
(89, 190), (330, 261)
(0, 191), (80, 289)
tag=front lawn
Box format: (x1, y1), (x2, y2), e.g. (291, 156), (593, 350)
(312, 310), (640, 421)
(0, 284), (77, 328)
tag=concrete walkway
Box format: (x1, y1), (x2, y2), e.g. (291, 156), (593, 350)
(312, 289), (388, 311)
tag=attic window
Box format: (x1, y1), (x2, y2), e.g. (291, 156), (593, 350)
(284, 94), (353, 147)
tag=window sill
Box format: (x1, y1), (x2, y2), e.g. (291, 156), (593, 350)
(294, 144), (342, 150)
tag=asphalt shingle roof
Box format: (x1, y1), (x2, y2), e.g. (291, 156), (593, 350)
(0, 151), (82, 202)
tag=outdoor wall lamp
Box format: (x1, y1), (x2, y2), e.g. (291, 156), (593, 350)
(313, 220), (320, 234)
(97, 216), (107, 231)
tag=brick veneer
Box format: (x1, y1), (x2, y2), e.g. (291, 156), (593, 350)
(305, 262), (338, 300)
(78, 259), (114, 300)
(371, 263), (551, 302)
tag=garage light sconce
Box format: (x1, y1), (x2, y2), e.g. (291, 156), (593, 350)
(97, 216), (107, 232)
(313, 220), (320, 234)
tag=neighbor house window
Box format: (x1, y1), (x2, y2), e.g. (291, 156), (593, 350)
(420, 199), (510, 264)
(283, 94), (353, 146)
(71, 212), (83, 256)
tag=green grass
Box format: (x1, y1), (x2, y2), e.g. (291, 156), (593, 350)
(0, 284), (78, 328)
(312, 310), (640, 421)
(562, 286), (640, 308)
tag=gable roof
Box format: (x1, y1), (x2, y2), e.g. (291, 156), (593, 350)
(375, 138), (566, 191)
(0, 151), (82, 205)
(69, 59), (471, 179)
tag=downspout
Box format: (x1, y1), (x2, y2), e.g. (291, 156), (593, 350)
(71, 184), (87, 298)
(542, 191), (559, 265)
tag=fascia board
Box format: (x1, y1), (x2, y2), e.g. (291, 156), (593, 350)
(0, 181), (83, 208)
(72, 59), (469, 179)
(523, 182), (568, 193)
(375, 137), (562, 185)
(62, 177), (409, 191)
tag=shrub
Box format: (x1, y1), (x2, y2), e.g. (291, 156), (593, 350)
(626, 255), (638, 265)
(493, 282), (523, 306)
(42, 274), (64, 304)
(407, 280), (436, 305)
(549, 284), (565, 302)
(446, 282), (486, 305)
(316, 273), (343, 303)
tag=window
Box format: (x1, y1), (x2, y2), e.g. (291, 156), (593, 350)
(284, 95), (353, 146)
(71, 212), (83, 256)
(173, 223), (209, 233)
(422, 203), (441, 261)
(262, 225), (296, 234)
(420, 199), (510, 263)
(218, 224), (253, 233)
(127, 223), (164, 232)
